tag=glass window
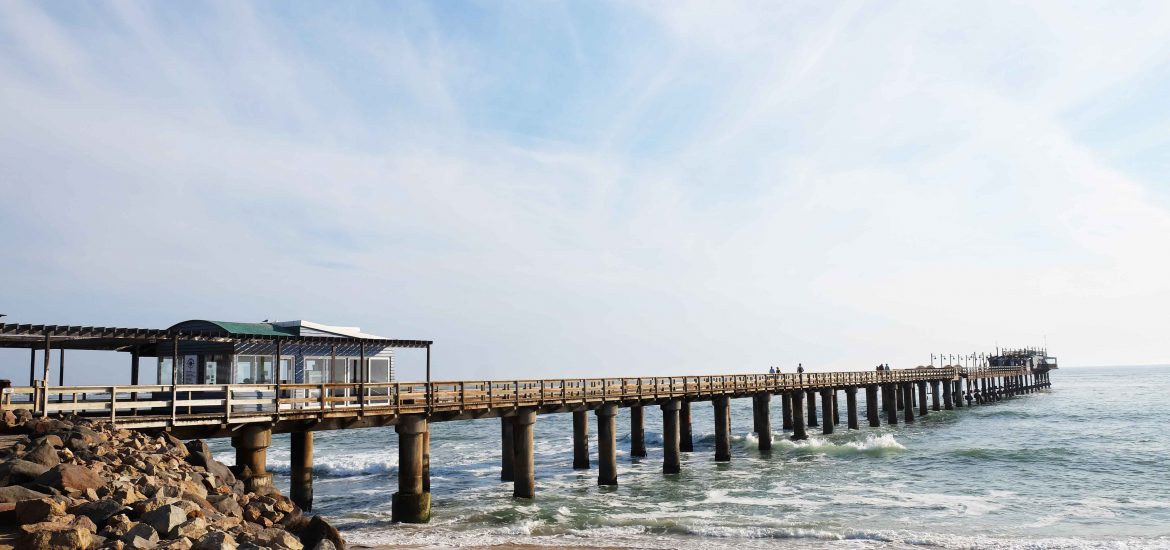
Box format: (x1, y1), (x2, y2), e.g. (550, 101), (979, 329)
(235, 356), (254, 384)
(159, 358), (173, 385)
(304, 358), (327, 384)
(330, 358), (348, 384)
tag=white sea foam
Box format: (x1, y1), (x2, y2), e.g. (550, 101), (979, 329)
(773, 433), (907, 456)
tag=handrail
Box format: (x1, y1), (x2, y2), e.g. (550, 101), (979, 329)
(0, 365), (1035, 429)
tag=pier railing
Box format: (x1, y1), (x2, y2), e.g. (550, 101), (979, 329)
(0, 365), (1035, 430)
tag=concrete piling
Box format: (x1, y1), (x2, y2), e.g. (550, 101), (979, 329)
(512, 408), (536, 499)
(680, 400), (694, 452)
(781, 392), (793, 430)
(833, 391), (841, 426)
(917, 381), (928, 416)
(231, 424), (273, 493)
(714, 395), (731, 462)
(820, 388), (834, 434)
(901, 383), (915, 423)
(290, 430), (313, 512)
(573, 410), (590, 469)
(885, 384), (899, 425)
(500, 416), (514, 481)
(807, 390), (819, 427)
(790, 390), (807, 440)
(597, 403), (618, 486)
(662, 399), (681, 474)
(942, 380), (953, 410)
(753, 393), (772, 451)
(392, 415), (431, 522)
(930, 380), (941, 411)
(630, 405), (647, 458)
(865, 385), (880, 427)
(845, 387), (859, 430)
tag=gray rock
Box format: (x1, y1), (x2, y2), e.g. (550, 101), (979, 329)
(23, 441), (61, 468)
(194, 531), (238, 550)
(2, 458), (51, 482)
(141, 503), (188, 537)
(121, 522), (160, 546)
(71, 497), (129, 525)
(0, 484), (50, 503)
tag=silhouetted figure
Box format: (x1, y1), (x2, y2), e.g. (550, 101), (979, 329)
(797, 364), (804, 374)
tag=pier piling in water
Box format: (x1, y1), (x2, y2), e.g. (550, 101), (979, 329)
(931, 380), (941, 411)
(662, 399), (682, 474)
(714, 395), (731, 462)
(902, 383), (915, 423)
(572, 410), (589, 469)
(790, 390), (807, 440)
(865, 385), (880, 427)
(885, 384), (899, 425)
(917, 381), (928, 416)
(630, 405), (646, 458)
(807, 390), (819, 427)
(500, 417), (514, 481)
(392, 415), (431, 523)
(781, 392), (793, 430)
(597, 403), (618, 486)
(846, 387), (859, 430)
(512, 408), (536, 499)
(753, 392), (772, 450)
(290, 430), (313, 512)
(820, 388), (835, 434)
(680, 401), (694, 452)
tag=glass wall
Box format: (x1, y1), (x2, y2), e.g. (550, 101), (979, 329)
(233, 356), (274, 384)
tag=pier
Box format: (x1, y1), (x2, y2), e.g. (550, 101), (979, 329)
(0, 323), (1055, 523)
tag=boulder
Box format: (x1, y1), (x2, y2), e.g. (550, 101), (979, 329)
(100, 514), (134, 539)
(157, 538), (194, 549)
(120, 522), (159, 547)
(207, 494), (242, 517)
(14, 498), (66, 523)
(253, 527), (304, 550)
(39, 434), (65, 448)
(35, 463), (106, 494)
(71, 497), (129, 525)
(311, 540), (337, 550)
(21, 525), (93, 550)
(194, 531), (237, 550)
(184, 441), (236, 486)
(2, 458), (51, 482)
(141, 503), (187, 537)
(297, 516), (345, 550)
(23, 441), (61, 467)
(0, 484), (49, 503)
(173, 517), (208, 540)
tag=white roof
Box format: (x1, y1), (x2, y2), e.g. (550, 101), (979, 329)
(271, 320), (390, 340)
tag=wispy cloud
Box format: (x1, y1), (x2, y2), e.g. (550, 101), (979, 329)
(1, 1), (1169, 384)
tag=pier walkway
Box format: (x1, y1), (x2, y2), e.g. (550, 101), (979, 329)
(0, 322), (1055, 523)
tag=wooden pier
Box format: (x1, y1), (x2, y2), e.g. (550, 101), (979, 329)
(0, 323), (1055, 523)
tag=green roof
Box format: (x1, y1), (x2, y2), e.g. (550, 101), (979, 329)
(170, 320), (298, 337)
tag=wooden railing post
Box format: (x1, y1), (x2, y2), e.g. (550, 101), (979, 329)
(110, 386), (117, 423)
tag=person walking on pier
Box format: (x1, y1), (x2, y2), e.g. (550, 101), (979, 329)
(769, 366), (775, 374)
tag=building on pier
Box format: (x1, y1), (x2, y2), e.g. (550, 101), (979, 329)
(159, 319), (396, 387)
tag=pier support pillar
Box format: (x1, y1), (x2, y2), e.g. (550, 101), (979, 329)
(884, 384), (899, 425)
(865, 385), (880, 427)
(820, 388), (834, 434)
(630, 405), (646, 458)
(942, 380), (952, 410)
(512, 408), (536, 499)
(597, 403), (618, 486)
(781, 393), (793, 430)
(714, 395), (731, 462)
(790, 391), (807, 440)
(753, 393), (772, 451)
(833, 391), (841, 426)
(917, 382), (928, 416)
(896, 384), (905, 410)
(231, 424), (273, 493)
(845, 387), (859, 430)
(290, 431), (314, 512)
(573, 410), (590, 469)
(500, 416), (515, 481)
(807, 390), (819, 427)
(392, 415), (430, 523)
(680, 401), (694, 452)
(901, 383), (915, 423)
(661, 399), (681, 474)
(930, 381), (941, 411)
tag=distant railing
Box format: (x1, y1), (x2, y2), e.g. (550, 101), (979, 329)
(0, 365), (1034, 429)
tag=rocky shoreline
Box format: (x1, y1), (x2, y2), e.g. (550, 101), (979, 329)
(0, 410), (345, 550)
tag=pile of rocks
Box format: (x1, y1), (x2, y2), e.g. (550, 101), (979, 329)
(0, 411), (344, 550)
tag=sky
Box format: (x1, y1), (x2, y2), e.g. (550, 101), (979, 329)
(1, 1), (1169, 385)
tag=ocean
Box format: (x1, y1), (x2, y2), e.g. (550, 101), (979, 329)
(211, 366), (1170, 549)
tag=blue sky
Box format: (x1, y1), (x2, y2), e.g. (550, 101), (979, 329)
(2, 1), (1169, 384)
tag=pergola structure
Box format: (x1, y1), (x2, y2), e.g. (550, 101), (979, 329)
(0, 322), (433, 398)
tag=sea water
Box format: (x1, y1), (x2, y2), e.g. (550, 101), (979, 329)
(211, 366), (1170, 549)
